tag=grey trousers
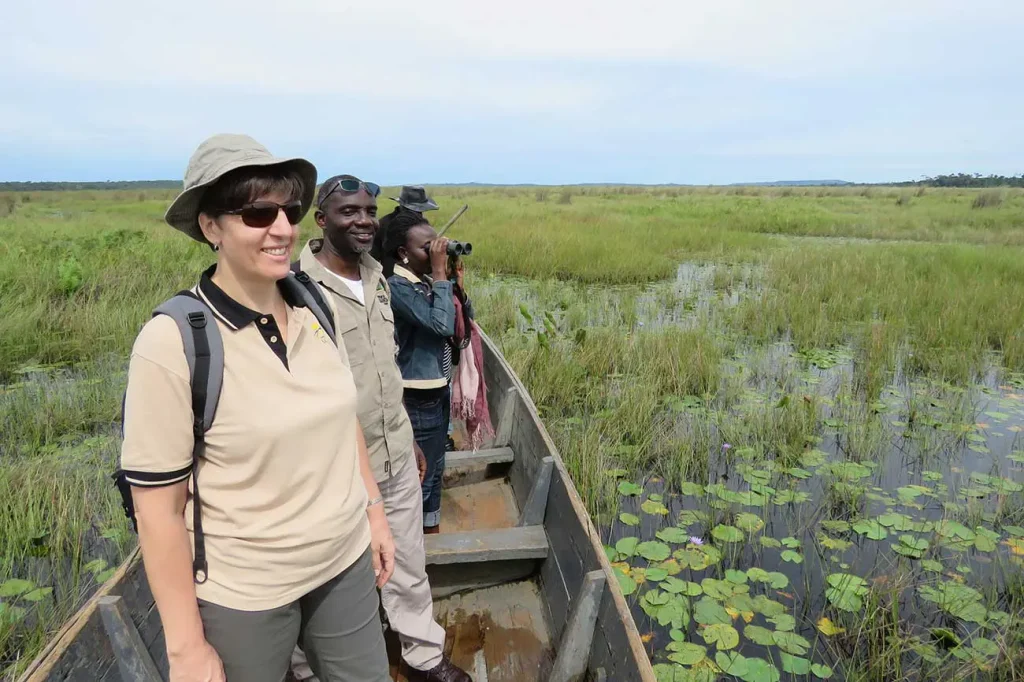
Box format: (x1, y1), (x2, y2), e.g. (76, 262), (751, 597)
(293, 456), (446, 678)
(199, 549), (389, 682)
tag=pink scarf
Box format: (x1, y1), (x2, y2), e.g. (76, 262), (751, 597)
(451, 295), (494, 450)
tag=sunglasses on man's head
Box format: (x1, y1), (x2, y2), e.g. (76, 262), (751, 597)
(317, 178), (381, 208)
(221, 200), (303, 228)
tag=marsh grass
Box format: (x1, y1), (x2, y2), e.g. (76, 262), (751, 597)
(3, 187), (1024, 675)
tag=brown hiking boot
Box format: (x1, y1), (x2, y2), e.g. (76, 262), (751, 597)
(415, 656), (472, 682)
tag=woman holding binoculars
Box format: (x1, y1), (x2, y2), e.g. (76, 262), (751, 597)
(380, 212), (474, 534)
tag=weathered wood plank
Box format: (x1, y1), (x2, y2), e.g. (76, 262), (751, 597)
(445, 447), (515, 468)
(98, 596), (162, 682)
(427, 559), (538, 599)
(492, 387), (518, 447)
(507, 400), (547, 510)
(424, 526), (547, 565)
(548, 570), (606, 682)
(541, 473), (594, 638)
(518, 457), (553, 527)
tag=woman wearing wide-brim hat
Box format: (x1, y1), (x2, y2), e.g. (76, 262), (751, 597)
(120, 134), (393, 682)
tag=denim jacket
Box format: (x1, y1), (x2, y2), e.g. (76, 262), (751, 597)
(388, 265), (455, 389)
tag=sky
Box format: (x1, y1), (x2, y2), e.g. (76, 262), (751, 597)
(1, 1), (1022, 185)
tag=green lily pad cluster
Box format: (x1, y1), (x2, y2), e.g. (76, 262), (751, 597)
(606, 378), (1024, 681)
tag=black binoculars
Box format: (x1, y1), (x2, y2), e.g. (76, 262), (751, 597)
(447, 240), (472, 256)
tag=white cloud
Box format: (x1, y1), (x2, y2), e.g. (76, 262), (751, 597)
(2, 0), (1022, 181)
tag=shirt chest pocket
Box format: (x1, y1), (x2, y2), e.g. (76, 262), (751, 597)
(337, 317), (370, 368)
(377, 304), (398, 356)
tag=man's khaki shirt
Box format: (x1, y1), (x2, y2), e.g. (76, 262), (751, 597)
(300, 239), (414, 481)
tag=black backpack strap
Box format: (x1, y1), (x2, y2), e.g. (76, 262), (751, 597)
(152, 291), (223, 584)
(285, 271), (337, 343)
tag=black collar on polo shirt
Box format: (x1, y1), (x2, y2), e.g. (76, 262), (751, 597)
(195, 266), (307, 371)
(196, 265), (307, 331)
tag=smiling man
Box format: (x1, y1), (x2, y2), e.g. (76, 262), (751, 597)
(292, 175), (471, 682)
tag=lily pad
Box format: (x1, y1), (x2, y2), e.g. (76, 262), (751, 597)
(853, 519), (888, 541)
(768, 614), (796, 632)
(974, 528), (999, 553)
(637, 541), (672, 562)
(741, 658), (781, 682)
(918, 582), (987, 623)
(618, 481), (643, 496)
(0, 579), (34, 598)
(818, 534), (853, 551)
(735, 513), (765, 534)
(825, 573), (869, 612)
(751, 596), (786, 618)
(781, 550), (803, 564)
(781, 537), (801, 549)
(656, 527), (691, 544)
(892, 534), (928, 558)
(745, 624), (776, 646)
(877, 513), (914, 531)
(972, 637), (1000, 657)
(725, 569), (748, 585)
(21, 587), (52, 602)
(921, 559), (944, 572)
(694, 597), (732, 625)
(773, 631), (811, 656)
(716, 651), (751, 677)
(646, 568), (669, 582)
(816, 617), (845, 636)
(701, 623), (740, 651)
(811, 663), (834, 679)
(824, 461), (872, 481)
(677, 509), (705, 527)
(746, 568), (789, 589)
(701, 578), (748, 601)
(773, 489), (812, 505)
(680, 482), (704, 496)
(759, 537), (782, 549)
(666, 641), (707, 666)
(820, 520), (851, 533)
(619, 512), (641, 527)
(780, 652), (811, 675)
(615, 537), (640, 557)
(711, 525), (744, 543)
(641, 499), (670, 516)
(614, 568), (637, 596)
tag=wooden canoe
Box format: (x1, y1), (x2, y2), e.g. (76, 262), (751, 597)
(18, 331), (655, 682)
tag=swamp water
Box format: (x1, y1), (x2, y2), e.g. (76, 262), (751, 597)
(476, 263), (1024, 680)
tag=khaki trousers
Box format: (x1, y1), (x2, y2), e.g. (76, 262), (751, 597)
(293, 455), (446, 678)
(200, 549), (389, 682)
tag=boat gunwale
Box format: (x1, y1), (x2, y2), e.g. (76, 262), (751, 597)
(479, 330), (656, 682)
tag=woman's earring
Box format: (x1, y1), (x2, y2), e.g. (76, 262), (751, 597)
(402, 257), (409, 264)
(213, 243), (221, 252)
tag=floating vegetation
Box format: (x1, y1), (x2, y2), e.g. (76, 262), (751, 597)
(605, 378), (1024, 680)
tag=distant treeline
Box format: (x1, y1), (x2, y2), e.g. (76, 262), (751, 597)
(3, 175), (1024, 192)
(906, 174), (1024, 188)
(0, 180), (180, 192)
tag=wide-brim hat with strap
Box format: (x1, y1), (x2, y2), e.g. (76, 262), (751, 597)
(164, 133), (317, 244)
(390, 185), (439, 212)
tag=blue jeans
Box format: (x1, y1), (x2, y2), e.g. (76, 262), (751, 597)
(404, 387), (449, 528)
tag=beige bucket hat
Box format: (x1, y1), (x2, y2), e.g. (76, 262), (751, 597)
(164, 134), (317, 244)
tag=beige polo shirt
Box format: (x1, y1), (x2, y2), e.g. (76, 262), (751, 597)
(120, 267), (370, 611)
(299, 240), (415, 482)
